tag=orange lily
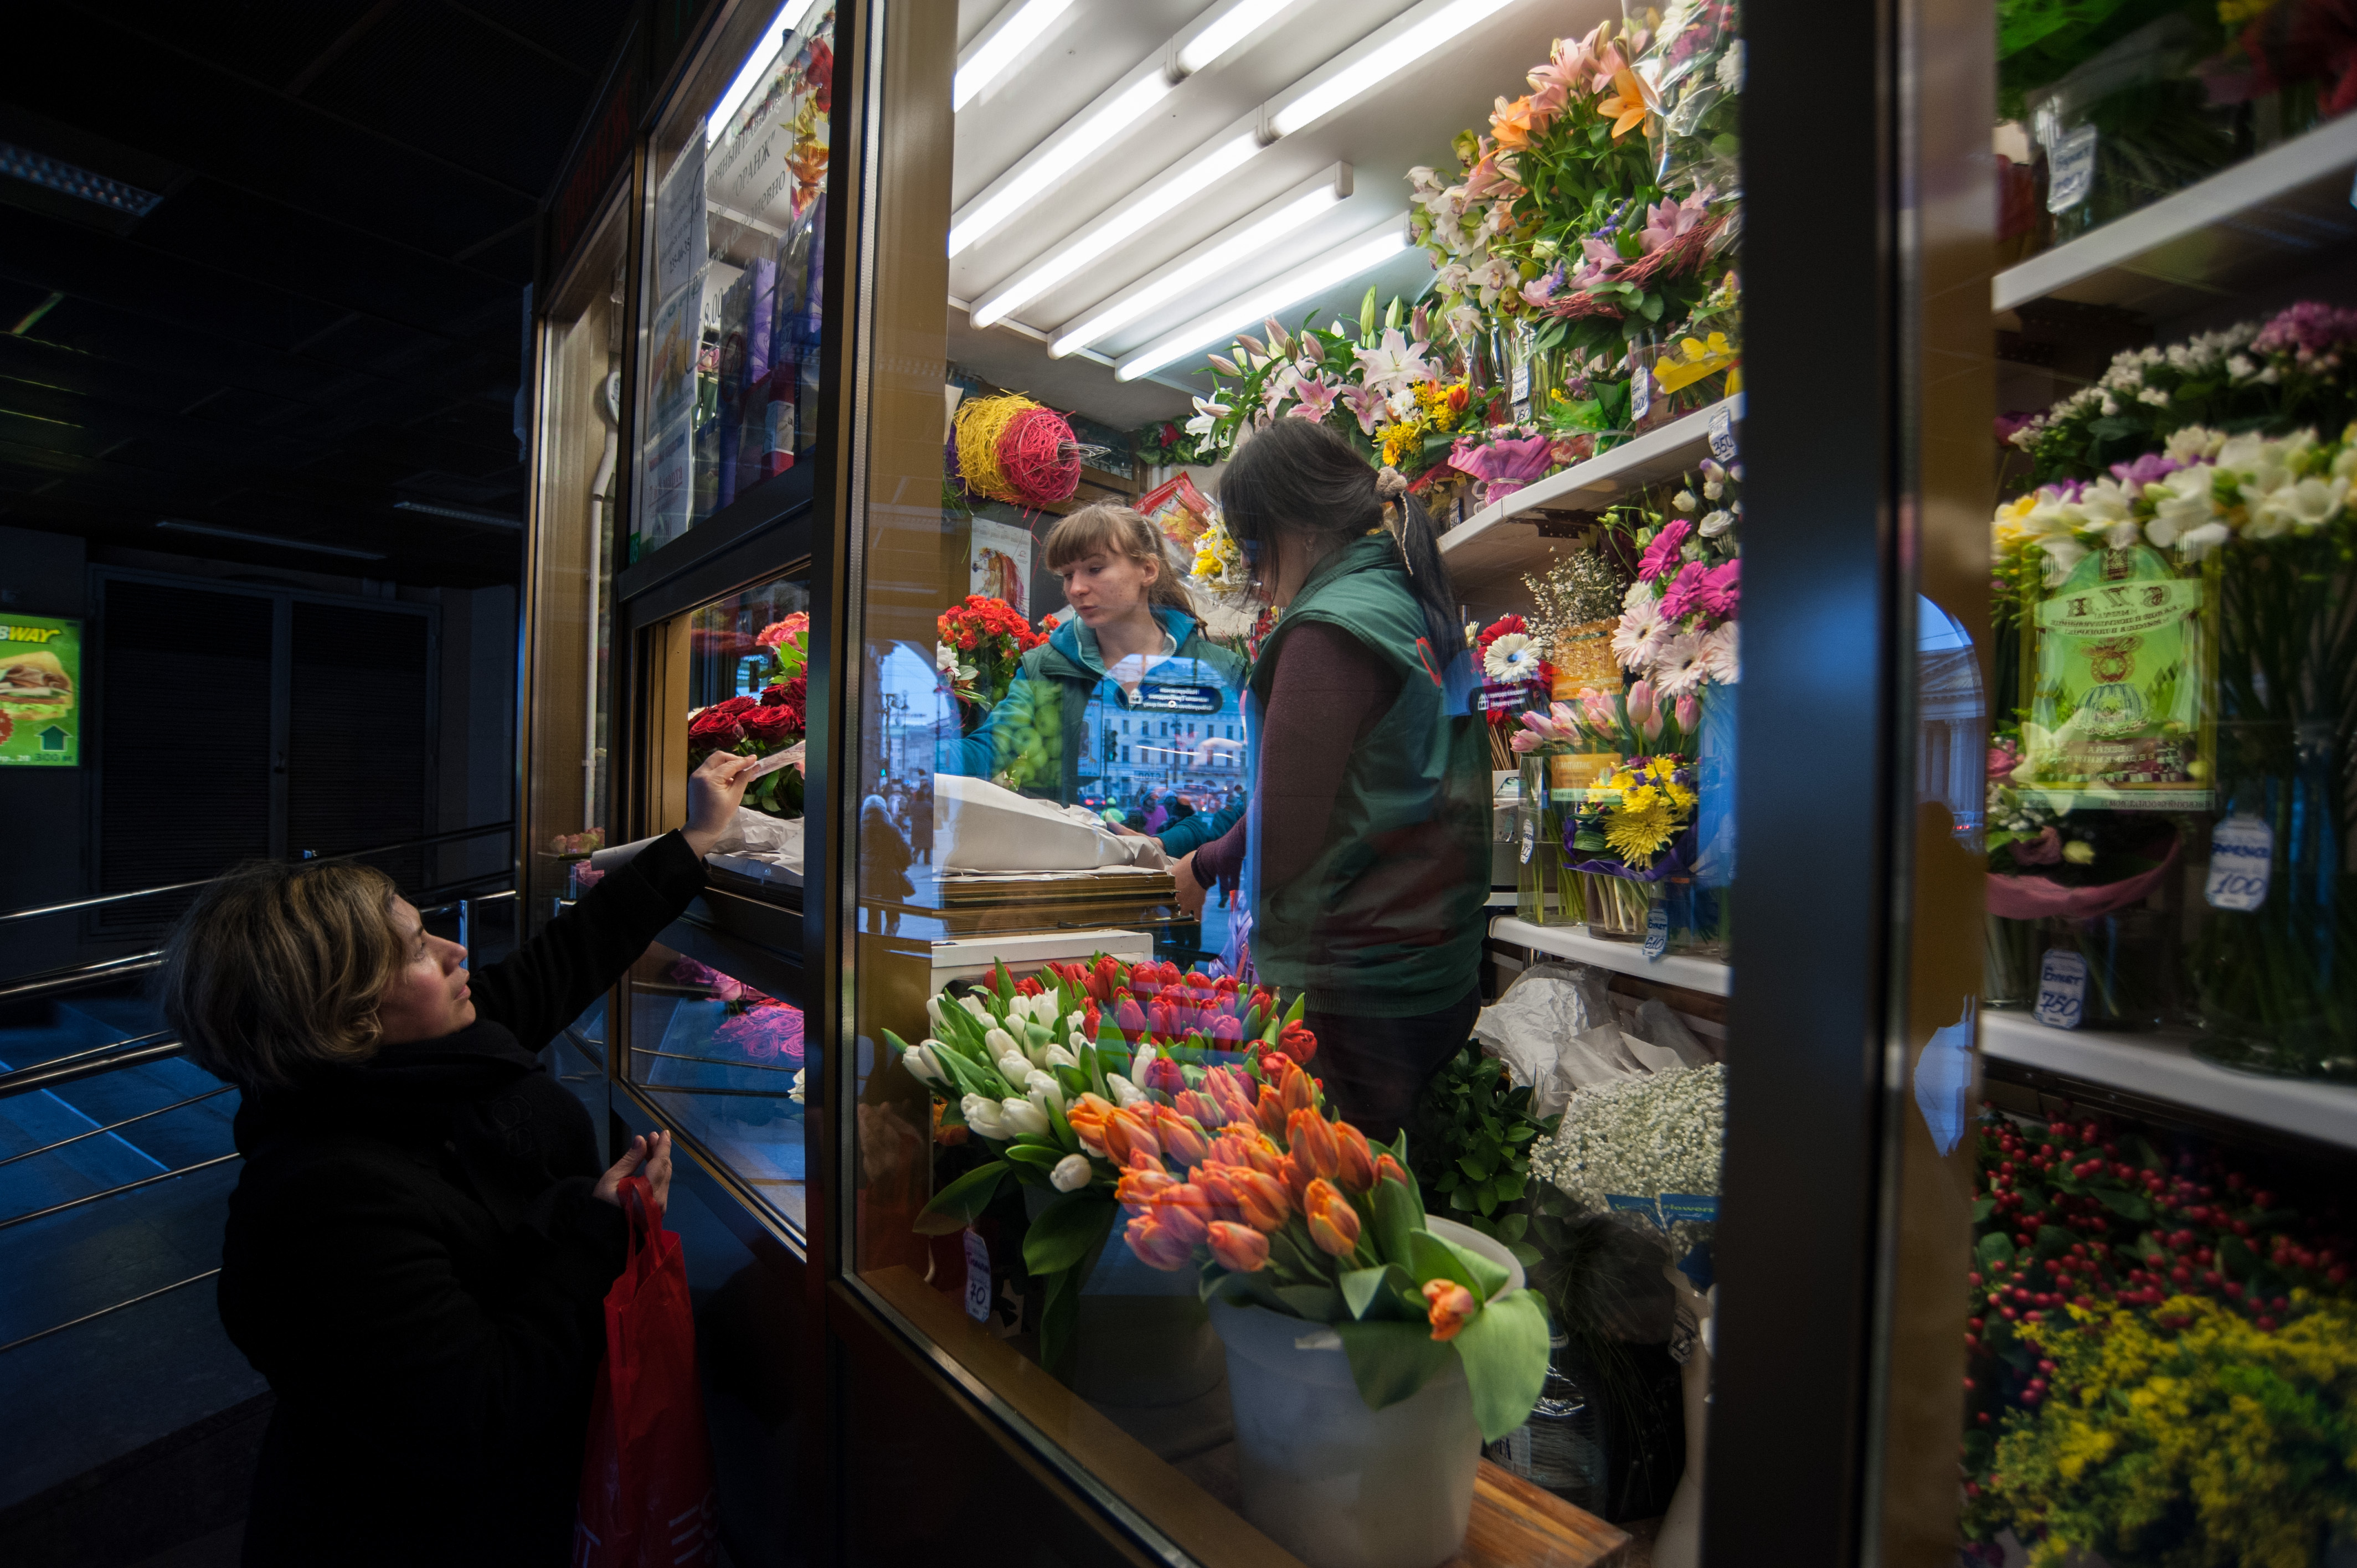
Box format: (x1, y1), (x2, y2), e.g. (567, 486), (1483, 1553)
(1490, 93), (1537, 152)
(1599, 59), (1656, 140)
(1206, 1221), (1270, 1273)
(1423, 1278), (1478, 1342)
(1304, 1178), (1361, 1257)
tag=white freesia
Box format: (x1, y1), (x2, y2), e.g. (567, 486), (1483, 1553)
(1023, 1069), (1064, 1114)
(999, 1097), (1051, 1138)
(2165, 425), (2226, 463)
(2103, 518), (2142, 550)
(2178, 522), (2232, 559)
(2038, 537), (2090, 586)
(2255, 476), (2341, 535)
(1050, 1153), (1094, 1193)
(963, 1094), (1009, 1139)
(1107, 1074), (1149, 1110)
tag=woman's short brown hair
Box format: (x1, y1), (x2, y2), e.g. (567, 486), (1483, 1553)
(161, 859), (405, 1092)
(1042, 503), (1195, 612)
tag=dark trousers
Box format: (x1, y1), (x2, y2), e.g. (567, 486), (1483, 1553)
(1303, 984), (1482, 1147)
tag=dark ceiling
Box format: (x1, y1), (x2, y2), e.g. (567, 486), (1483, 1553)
(0, 0), (639, 589)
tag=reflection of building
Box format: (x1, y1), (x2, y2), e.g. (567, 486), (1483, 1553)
(1077, 689), (1247, 808)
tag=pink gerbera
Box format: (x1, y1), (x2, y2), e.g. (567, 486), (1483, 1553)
(1638, 519), (1691, 582)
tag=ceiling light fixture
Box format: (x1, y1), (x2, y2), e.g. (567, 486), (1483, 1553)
(948, 0), (1308, 258)
(969, 127), (1260, 329)
(1269, 0), (1521, 139)
(392, 499), (523, 530)
(954, 0), (1079, 114)
(1048, 165), (1352, 359)
(1116, 219), (1409, 381)
(706, 0), (826, 146)
(0, 143), (162, 216)
(156, 521), (387, 560)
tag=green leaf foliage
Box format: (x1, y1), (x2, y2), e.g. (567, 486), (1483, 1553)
(1455, 1288), (1554, 1442)
(914, 1160), (1008, 1235)
(1022, 1190), (1116, 1277)
(1335, 1319), (1460, 1411)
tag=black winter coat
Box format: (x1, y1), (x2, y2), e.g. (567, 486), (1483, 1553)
(218, 831), (707, 1568)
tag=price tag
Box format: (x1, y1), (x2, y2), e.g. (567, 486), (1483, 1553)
(1708, 403), (1737, 462)
(1630, 365), (1653, 423)
(2034, 949), (2088, 1031)
(2046, 125), (2098, 213)
(1510, 360), (1531, 404)
(1643, 904), (1670, 961)
(2205, 815), (2273, 911)
(963, 1228), (992, 1323)
(1519, 818), (1537, 865)
(1656, 1193), (1720, 1224)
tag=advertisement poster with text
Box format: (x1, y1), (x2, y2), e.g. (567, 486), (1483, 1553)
(0, 616), (80, 766)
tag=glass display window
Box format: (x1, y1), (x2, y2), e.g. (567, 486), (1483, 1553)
(524, 202), (629, 935)
(622, 940), (808, 1230)
(826, 5), (1751, 1564)
(634, 0), (836, 562)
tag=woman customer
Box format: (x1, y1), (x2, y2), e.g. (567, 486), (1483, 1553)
(169, 752), (756, 1567)
(940, 503), (1246, 859)
(1176, 419), (1490, 1142)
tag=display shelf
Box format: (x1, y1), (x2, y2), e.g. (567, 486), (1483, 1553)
(1979, 1010), (2357, 1152)
(1438, 395), (1741, 596)
(1488, 915), (1732, 997)
(1992, 115), (2357, 319)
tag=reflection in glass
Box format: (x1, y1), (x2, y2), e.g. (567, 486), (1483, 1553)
(626, 942), (806, 1227)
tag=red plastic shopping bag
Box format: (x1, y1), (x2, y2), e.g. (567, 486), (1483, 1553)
(574, 1177), (718, 1568)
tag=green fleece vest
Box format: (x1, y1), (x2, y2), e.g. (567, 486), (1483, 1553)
(1243, 534), (1490, 1015)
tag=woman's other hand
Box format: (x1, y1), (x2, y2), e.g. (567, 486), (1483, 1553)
(682, 752), (758, 857)
(594, 1130), (673, 1214)
(1171, 852), (1207, 917)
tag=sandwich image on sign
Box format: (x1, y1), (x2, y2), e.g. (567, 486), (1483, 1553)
(0, 652), (73, 714)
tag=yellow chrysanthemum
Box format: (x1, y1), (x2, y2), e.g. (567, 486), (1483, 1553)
(1603, 797), (1676, 865)
(1380, 418), (1425, 468)
(1620, 783), (1659, 812)
(1666, 783), (1697, 811)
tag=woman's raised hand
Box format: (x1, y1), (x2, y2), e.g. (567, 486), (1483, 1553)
(682, 751), (758, 857)
(593, 1130), (672, 1214)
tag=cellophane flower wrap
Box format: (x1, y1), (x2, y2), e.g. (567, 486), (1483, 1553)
(1957, 1099), (2357, 1566)
(892, 955), (1304, 1374)
(686, 612), (810, 819)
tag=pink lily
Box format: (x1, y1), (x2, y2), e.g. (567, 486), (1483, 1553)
(1288, 375), (1342, 422)
(1264, 317), (1294, 357)
(1642, 191), (1708, 253)
(1339, 383), (1389, 436)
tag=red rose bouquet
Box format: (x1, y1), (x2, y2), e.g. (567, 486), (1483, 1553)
(686, 611), (811, 819)
(937, 594), (1044, 720)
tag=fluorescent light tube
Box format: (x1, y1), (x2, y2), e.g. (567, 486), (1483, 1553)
(955, 0), (1078, 113)
(970, 128), (1262, 328)
(950, 72), (1174, 256)
(1177, 0), (1278, 75)
(1116, 219), (1409, 381)
(1049, 167), (1352, 358)
(0, 143), (162, 216)
(393, 500), (523, 530)
(156, 521), (388, 560)
(706, 0), (825, 146)
(1270, 0), (1520, 138)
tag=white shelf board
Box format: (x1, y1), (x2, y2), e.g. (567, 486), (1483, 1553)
(1488, 915), (1731, 998)
(1437, 395), (1740, 595)
(1993, 115), (2357, 319)
(1980, 1010), (2357, 1151)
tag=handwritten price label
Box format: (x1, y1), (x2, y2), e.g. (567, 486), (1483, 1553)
(2204, 816), (2273, 912)
(963, 1229), (992, 1323)
(2034, 949), (2088, 1031)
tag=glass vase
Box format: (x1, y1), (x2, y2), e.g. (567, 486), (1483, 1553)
(1984, 909), (2174, 1032)
(1516, 755), (1586, 927)
(1582, 873), (1656, 942)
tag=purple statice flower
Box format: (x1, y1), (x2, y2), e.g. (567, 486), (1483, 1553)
(2109, 451), (2181, 488)
(1657, 559), (1708, 621)
(2251, 301), (2357, 359)
(1638, 519), (1692, 584)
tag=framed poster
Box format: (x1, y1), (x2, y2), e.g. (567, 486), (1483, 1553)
(969, 517), (1034, 616)
(0, 615), (80, 765)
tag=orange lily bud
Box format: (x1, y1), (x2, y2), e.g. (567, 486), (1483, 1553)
(1103, 1106), (1160, 1165)
(1206, 1221), (1270, 1273)
(1152, 1105), (1211, 1168)
(1115, 1167), (1177, 1210)
(1125, 1212), (1194, 1271)
(1253, 1084), (1288, 1138)
(1423, 1278), (1478, 1342)
(1332, 1121), (1377, 1194)
(1228, 1167), (1291, 1232)
(1374, 1152), (1410, 1188)
(1279, 1062), (1318, 1116)
(1288, 1108), (1341, 1180)
(1304, 1179), (1361, 1257)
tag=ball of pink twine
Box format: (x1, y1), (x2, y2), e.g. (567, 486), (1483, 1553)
(997, 406), (1082, 507)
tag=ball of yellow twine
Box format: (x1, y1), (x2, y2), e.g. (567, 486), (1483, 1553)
(953, 392), (1036, 505)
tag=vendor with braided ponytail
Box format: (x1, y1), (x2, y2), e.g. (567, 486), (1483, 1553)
(1177, 420), (1490, 1142)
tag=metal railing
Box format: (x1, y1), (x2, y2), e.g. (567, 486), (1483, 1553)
(0, 819), (516, 925)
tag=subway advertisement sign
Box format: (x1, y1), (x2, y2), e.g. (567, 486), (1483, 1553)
(0, 616), (80, 766)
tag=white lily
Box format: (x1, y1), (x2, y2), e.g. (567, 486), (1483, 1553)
(963, 1094), (1009, 1139)
(1050, 1153), (1094, 1193)
(1000, 1097), (1051, 1139)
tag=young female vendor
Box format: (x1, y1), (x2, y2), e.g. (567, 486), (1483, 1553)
(940, 503), (1247, 860)
(1174, 419), (1490, 1142)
